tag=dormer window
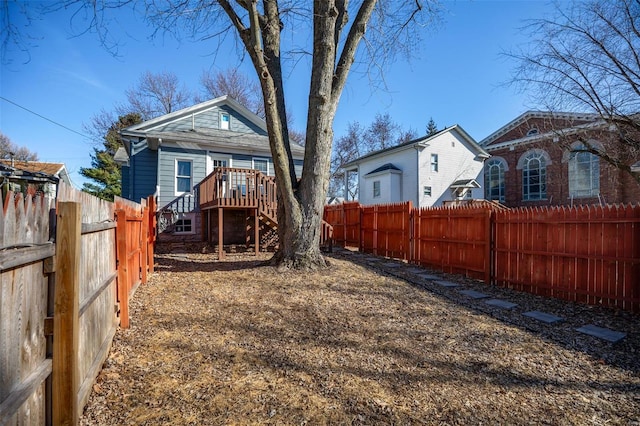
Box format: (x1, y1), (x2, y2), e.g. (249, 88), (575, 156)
(526, 127), (539, 136)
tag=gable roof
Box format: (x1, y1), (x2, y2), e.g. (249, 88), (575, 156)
(119, 95), (305, 159)
(0, 160), (66, 176)
(450, 178), (480, 188)
(123, 95), (267, 134)
(342, 124), (489, 168)
(480, 110), (600, 147)
(0, 160), (72, 186)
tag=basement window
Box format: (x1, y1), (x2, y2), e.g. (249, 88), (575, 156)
(174, 214), (194, 234)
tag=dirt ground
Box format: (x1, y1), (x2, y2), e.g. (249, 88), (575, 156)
(80, 251), (640, 425)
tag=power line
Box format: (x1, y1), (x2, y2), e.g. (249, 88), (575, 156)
(0, 96), (90, 139)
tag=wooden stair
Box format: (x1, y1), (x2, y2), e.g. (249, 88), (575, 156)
(199, 167), (333, 252)
(258, 212), (279, 250)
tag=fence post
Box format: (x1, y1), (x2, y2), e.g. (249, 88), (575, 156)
(147, 195), (156, 274)
(115, 209), (130, 328)
(53, 201), (81, 425)
(357, 204), (362, 252)
(485, 208), (492, 284)
(406, 201), (413, 262)
(141, 204), (149, 284)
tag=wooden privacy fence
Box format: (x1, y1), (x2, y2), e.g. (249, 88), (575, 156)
(413, 206), (491, 282)
(114, 195), (156, 328)
(324, 202), (640, 312)
(493, 205), (640, 312)
(1, 183), (156, 425)
(361, 202), (412, 260)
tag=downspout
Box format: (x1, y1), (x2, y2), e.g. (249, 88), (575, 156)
(130, 144), (134, 200)
(414, 144), (421, 207)
(156, 138), (163, 205)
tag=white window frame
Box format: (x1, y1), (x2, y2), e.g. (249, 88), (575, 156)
(220, 112), (230, 130)
(174, 213), (195, 235)
(206, 152), (232, 175)
(430, 153), (439, 172)
(175, 159), (193, 196)
(252, 158), (269, 175)
(423, 186), (432, 197)
(522, 152), (547, 201)
(373, 180), (381, 198)
(484, 158), (506, 203)
(568, 144), (599, 198)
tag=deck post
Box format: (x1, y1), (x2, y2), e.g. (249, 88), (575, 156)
(218, 207), (224, 259)
(255, 208), (260, 255)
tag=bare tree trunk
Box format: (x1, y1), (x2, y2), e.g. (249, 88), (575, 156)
(220, 0), (381, 269)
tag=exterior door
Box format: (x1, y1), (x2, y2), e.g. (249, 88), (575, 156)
(206, 152), (232, 175)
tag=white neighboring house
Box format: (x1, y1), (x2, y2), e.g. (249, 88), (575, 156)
(341, 125), (490, 207)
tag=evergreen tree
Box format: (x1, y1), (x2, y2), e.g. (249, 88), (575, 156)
(426, 117), (438, 136)
(80, 113), (141, 201)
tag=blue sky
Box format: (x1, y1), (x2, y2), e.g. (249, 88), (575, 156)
(0, 1), (551, 188)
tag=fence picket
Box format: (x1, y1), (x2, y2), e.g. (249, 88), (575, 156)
(324, 201), (640, 312)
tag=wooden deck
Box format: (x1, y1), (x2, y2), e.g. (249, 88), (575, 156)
(199, 167), (277, 219)
(199, 167), (333, 257)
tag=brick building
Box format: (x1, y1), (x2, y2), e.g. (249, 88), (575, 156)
(481, 111), (640, 207)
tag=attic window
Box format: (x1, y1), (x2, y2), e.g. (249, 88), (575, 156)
(220, 112), (230, 130)
(526, 127), (539, 136)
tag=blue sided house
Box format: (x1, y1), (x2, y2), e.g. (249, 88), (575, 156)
(116, 95), (305, 252)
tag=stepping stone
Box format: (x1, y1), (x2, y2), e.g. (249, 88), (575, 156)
(417, 273), (441, 280)
(576, 324), (627, 343)
(382, 262), (400, 268)
(459, 289), (490, 299)
(405, 268), (425, 274)
(485, 299), (518, 310)
(364, 257), (379, 262)
(523, 311), (564, 324)
(433, 280), (459, 288)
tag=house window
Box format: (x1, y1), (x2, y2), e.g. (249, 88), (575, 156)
(212, 159), (227, 168)
(522, 152), (547, 200)
(175, 160), (192, 194)
(373, 180), (381, 198)
(253, 158), (268, 175)
(454, 188), (473, 200)
(220, 112), (230, 130)
(484, 158), (506, 203)
(174, 214), (194, 234)
(526, 127), (539, 136)
(430, 154), (439, 172)
(569, 144), (599, 198)
(423, 186), (432, 196)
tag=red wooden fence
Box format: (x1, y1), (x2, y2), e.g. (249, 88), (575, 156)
(493, 205), (640, 312)
(324, 202), (640, 312)
(414, 206), (491, 281)
(361, 202), (412, 260)
(114, 195), (157, 328)
(344, 201), (361, 248)
(324, 203), (346, 246)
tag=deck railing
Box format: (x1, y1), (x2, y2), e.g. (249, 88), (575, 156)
(200, 167), (333, 249)
(200, 167), (278, 218)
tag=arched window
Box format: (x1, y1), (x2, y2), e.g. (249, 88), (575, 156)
(569, 143), (599, 198)
(484, 158), (506, 203)
(521, 151), (547, 200)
